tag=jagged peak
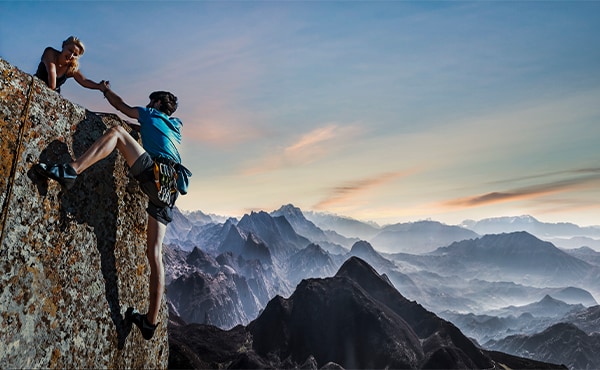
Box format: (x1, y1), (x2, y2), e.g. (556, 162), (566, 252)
(188, 246), (205, 258)
(223, 217), (238, 226)
(336, 256), (383, 281)
(537, 295), (568, 306)
(273, 203), (303, 215)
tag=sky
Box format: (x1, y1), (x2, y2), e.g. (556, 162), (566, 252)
(1, 1), (599, 227)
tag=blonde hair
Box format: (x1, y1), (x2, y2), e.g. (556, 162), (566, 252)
(62, 36), (85, 74)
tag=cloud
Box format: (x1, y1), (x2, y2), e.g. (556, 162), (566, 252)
(314, 171), (411, 210)
(182, 114), (268, 147)
(283, 125), (341, 163)
(443, 169), (600, 208)
(241, 123), (362, 175)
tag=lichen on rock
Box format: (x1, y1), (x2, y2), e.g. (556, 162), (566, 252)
(0, 57), (168, 369)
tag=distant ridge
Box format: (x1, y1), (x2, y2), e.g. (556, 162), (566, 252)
(461, 215), (600, 238)
(486, 322), (600, 369)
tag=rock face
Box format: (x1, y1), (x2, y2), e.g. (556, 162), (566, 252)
(0, 58), (168, 367)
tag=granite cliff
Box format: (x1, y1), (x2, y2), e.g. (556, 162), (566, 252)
(0, 58), (168, 368)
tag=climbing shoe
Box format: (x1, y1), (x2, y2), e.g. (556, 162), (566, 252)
(126, 307), (157, 340)
(34, 163), (78, 189)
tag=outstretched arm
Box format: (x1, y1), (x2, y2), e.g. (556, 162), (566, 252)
(99, 80), (139, 120)
(72, 70), (104, 90)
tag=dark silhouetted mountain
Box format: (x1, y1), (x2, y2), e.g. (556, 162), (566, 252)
(304, 210), (381, 240)
(488, 295), (586, 318)
(370, 220), (479, 253)
(345, 241), (422, 304)
(167, 305), (255, 370)
(485, 322), (600, 370)
(271, 204), (357, 250)
(248, 257), (494, 369)
(461, 215), (600, 239)
(484, 351), (568, 370)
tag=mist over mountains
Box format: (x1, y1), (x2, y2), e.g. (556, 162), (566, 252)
(164, 204), (600, 369)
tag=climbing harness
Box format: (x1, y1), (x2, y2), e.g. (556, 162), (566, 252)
(0, 76), (35, 249)
(152, 157), (178, 205)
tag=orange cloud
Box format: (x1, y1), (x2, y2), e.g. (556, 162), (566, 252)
(183, 117), (267, 147)
(314, 171), (411, 210)
(242, 123), (361, 175)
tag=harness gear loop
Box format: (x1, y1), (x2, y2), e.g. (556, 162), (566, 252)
(0, 76), (36, 249)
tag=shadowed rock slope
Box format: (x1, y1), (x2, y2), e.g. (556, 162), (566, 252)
(1, 58), (168, 367)
(169, 257), (566, 369)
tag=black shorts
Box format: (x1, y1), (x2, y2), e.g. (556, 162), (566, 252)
(129, 152), (178, 225)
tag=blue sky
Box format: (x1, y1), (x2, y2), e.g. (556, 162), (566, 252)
(2, 1), (599, 226)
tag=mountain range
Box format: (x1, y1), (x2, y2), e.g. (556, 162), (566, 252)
(164, 204), (600, 369)
(461, 215), (600, 239)
(168, 257), (566, 370)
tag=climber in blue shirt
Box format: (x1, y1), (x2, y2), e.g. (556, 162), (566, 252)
(35, 81), (191, 341)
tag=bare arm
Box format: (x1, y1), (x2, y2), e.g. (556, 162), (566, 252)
(99, 81), (139, 120)
(72, 70), (103, 90)
(41, 48), (58, 90)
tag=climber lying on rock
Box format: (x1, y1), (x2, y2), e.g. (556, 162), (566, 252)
(34, 81), (191, 341)
(34, 36), (104, 94)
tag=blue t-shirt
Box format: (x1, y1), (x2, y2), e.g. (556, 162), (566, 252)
(137, 107), (182, 163)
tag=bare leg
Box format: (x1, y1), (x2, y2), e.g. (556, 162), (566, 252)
(70, 126), (146, 174)
(145, 215), (166, 325)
